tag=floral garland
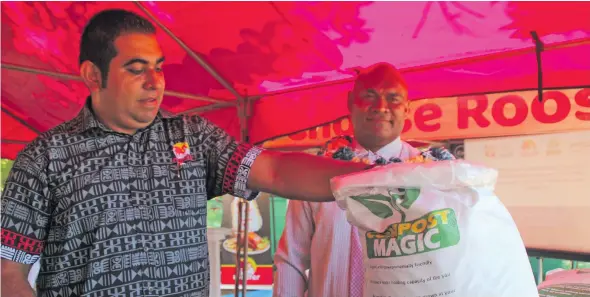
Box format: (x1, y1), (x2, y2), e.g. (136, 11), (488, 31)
(318, 135), (455, 164)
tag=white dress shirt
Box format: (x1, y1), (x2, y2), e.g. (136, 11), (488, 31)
(273, 138), (420, 297)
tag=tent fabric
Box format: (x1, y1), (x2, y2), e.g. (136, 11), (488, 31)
(2, 1), (590, 159)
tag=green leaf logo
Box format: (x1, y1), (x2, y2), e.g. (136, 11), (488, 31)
(350, 194), (393, 219)
(350, 188), (421, 222)
(396, 188), (420, 209)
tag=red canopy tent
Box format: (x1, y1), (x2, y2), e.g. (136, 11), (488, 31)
(2, 1), (590, 160)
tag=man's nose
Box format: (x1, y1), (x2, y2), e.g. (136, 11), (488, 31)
(144, 69), (164, 90)
(370, 95), (390, 113)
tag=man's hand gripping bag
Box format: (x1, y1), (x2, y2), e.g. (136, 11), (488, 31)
(331, 160), (539, 297)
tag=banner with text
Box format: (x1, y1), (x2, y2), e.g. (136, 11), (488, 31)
(263, 88), (590, 149)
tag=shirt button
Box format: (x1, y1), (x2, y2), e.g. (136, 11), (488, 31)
(144, 247), (150, 252)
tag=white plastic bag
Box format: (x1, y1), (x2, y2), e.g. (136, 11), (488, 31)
(331, 160), (539, 297)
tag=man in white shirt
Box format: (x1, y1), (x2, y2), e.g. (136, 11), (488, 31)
(273, 62), (421, 297)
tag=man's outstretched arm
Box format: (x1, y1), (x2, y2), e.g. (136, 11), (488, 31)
(247, 150), (368, 202)
(1, 260), (35, 297)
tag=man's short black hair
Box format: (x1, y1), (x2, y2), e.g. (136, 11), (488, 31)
(79, 9), (156, 87)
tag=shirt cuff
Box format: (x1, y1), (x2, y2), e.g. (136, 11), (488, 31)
(1, 229), (43, 264)
(223, 145), (264, 200)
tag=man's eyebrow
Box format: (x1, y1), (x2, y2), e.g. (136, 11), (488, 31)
(366, 89), (403, 96)
(123, 56), (165, 67)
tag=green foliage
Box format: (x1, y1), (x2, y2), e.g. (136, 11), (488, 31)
(1, 159), (14, 192)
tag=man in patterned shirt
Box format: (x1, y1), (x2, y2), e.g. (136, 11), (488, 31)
(0, 9), (371, 297)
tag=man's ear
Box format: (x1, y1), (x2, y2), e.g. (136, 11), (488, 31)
(80, 61), (102, 91)
(403, 100), (411, 117)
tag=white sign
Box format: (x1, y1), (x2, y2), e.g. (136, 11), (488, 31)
(464, 130), (590, 254)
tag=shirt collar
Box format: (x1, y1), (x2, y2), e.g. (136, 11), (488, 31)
(79, 97), (103, 132)
(374, 137), (402, 159)
(71, 96), (163, 134)
(354, 137), (403, 160)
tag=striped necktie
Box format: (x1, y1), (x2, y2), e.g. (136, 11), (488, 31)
(349, 225), (364, 297)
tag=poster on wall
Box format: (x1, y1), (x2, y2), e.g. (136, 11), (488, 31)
(208, 194), (274, 289)
(463, 130), (590, 255)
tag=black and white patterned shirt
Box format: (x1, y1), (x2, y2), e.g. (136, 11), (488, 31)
(0, 99), (263, 297)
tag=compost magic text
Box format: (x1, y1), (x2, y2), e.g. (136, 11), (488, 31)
(366, 209), (460, 258)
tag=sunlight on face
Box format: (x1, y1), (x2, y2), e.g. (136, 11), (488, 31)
(349, 64), (409, 151)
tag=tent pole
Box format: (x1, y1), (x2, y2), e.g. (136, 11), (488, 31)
(1, 107), (41, 135)
(179, 102), (234, 115)
(250, 79), (356, 102)
(1, 63), (80, 81)
(235, 92), (252, 296)
(163, 90), (235, 105)
(238, 95), (251, 144)
(240, 201), (249, 297)
(0, 63), (231, 105)
(1, 139), (32, 145)
(235, 200), (244, 297)
(134, 1), (245, 102)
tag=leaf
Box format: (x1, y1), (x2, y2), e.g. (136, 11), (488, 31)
(361, 200), (394, 219)
(351, 193), (391, 202)
(399, 188), (421, 209)
(351, 194), (394, 219)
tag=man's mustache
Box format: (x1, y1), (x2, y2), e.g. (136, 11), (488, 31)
(367, 116), (394, 122)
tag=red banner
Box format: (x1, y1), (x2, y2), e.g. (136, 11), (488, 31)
(263, 88), (590, 149)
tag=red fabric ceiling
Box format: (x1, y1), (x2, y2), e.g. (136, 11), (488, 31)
(2, 1), (590, 159)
